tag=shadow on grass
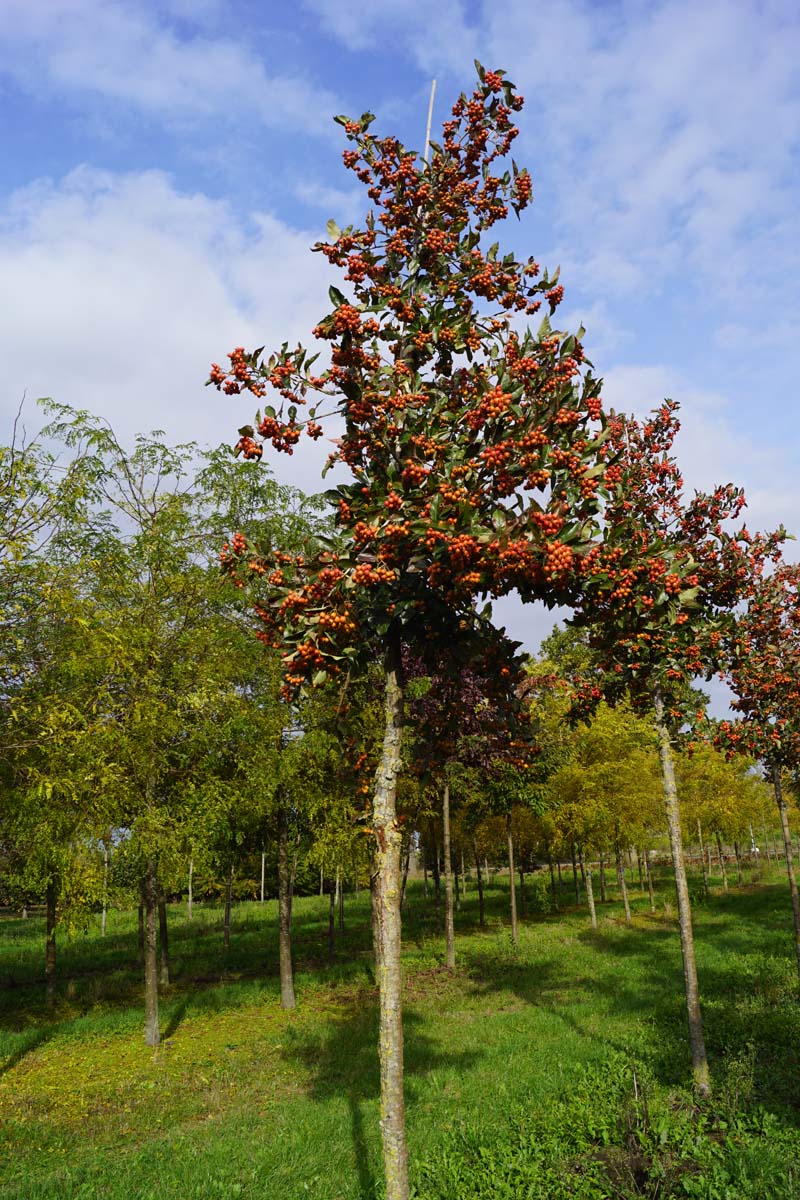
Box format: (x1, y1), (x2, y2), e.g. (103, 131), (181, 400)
(277, 981), (480, 1200)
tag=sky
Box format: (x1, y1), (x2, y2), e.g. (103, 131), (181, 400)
(1, 0), (798, 686)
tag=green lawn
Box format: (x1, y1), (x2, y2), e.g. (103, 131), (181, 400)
(1, 864), (799, 1199)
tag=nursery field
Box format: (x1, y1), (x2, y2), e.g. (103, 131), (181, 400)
(2, 867), (800, 1200)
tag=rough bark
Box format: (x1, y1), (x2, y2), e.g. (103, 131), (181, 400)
(443, 783), (456, 971)
(223, 867), (233, 951)
(653, 687), (710, 1096)
(45, 878), (57, 1008)
(772, 765), (800, 992)
(143, 859), (160, 1047)
(506, 812), (518, 946)
(696, 820), (710, 897)
(372, 630), (409, 1200)
(158, 894), (170, 987)
(585, 868), (597, 930)
(277, 801), (296, 1010)
(473, 838), (485, 927)
(616, 844), (632, 926)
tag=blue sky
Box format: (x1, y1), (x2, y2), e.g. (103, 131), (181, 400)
(1, 0), (798, 671)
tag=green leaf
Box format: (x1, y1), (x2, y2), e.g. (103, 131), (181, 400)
(329, 285), (347, 307)
(326, 218), (341, 241)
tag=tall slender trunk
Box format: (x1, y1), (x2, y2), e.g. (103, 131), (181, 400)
(696, 821), (709, 897)
(223, 867), (233, 951)
(372, 630), (408, 1200)
(277, 803), (296, 1009)
(188, 856), (194, 920)
(548, 853), (559, 912)
(733, 841), (743, 888)
(143, 859), (159, 1048)
(636, 847), (644, 892)
(772, 764), (800, 992)
(506, 812), (518, 946)
(473, 838), (485, 927)
(320, 866), (324, 897)
(585, 869), (597, 930)
(460, 848), (467, 901)
(337, 869), (344, 932)
(45, 878), (57, 1008)
(101, 846), (108, 937)
(400, 843), (411, 911)
(616, 844), (632, 925)
(715, 831), (728, 891)
(571, 843), (581, 905)
(578, 845), (586, 886)
(328, 884), (336, 962)
(260, 850), (266, 903)
(557, 858), (563, 889)
(653, 687), (710, 1097)
(430, 824), (442, 928)
(158, 894), (170, 986)
(599, 850), (607, 902)
(644, 848), (656, 913)
(443, 783), (455, 970)
(454, 857), (461, 911)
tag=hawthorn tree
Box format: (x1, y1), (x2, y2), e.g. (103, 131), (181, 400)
(569, 399), (780, 1096)
(210, 65), (615, 1199)
(714, 557), (800, 987)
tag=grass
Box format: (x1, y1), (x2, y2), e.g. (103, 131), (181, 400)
(1, 862), (799, 1198)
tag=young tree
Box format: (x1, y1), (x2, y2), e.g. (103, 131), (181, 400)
(210, 65), (614, 1198)
(570, 400), (775, 1096)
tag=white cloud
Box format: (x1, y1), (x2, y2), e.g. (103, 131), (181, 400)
(0, 166), (345, 496)
(0, 0), (339, 137)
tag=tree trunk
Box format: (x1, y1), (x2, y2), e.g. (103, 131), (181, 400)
(507, 812), (518, 947)
(337, 869), (344, 932)
(400, 843), (411, 910)
(571, 843), (581, 905)
(443, 783), (456, 971)
(45, 878), (57, 1008)
(372, 630), (409, 1200)
(430, 825), (442, 927)
(223, 867), (233, 951)
(158, 894), (170, 987)
(188, 856), (194, 920)
(460, 848), (467, 901)
(637, 846), (645, 892)
(260, 850), (266, 903)
(599, 850), (607, 902)
(320, 866), (324, 897)
(645, 848), (656, 914)
(715, 831), (728, 891)
(518, 867), (526, 917)
(696, 820), (709, 897)
(328, 883), (336, 962)
(473, 838), (485, 927)
(772, 764), (800, 993)
(277, 803), (296, 1010)
(616, 844), (632, 925)
(585, 868), (597, 930)
(578, 845), (586, 886)
(143, 859), (159, 1048)
(101, 846), (109, 937)
(423, 847), (428, 899)
(548, 853), (559, 912)
(557, 858), (563, 889)
(454, 857), (461, 911)
(653, 687), (710, 1097)
(733, 841), (743, 888)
